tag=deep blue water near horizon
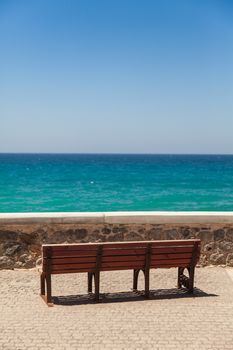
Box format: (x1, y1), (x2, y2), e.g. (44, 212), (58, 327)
(0, 153), (233, 213)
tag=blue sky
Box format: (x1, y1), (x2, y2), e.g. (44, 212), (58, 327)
(1, 0), (233, 153)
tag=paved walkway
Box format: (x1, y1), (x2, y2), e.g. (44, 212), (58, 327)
(0, 267), (233, 350)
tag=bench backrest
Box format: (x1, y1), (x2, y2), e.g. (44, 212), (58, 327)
(42, 239), (201, 275)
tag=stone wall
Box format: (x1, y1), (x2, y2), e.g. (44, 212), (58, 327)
(0, 212), (233, 269)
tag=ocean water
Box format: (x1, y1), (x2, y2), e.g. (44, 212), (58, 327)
(0, 153), (233, 213)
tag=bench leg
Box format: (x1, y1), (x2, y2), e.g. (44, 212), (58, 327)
(88, 272), (93, 293)
(46, 273), (53, 306)
(177, 267), (183, 288)
(40, 272), (45, 295)
(188, 266), (195, 293)
(133, 269), (140, 291)
(178, 267), (195, 293)
(94, 272), (100, 302)
(144, 269), (150, 298)
(40, 273), (53, 306)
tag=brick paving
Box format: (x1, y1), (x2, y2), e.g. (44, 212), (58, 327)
(0, 267), (233, 350)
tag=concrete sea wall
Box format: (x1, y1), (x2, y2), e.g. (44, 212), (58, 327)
(0, 212), (233, 269)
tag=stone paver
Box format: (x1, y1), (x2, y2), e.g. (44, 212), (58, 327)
(0, 267), (233, 349)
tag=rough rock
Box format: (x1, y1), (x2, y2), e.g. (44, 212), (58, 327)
(180, 228), (193, 239)
(198, 230), (213, 242)
(225, 229), (233, 242)
(125, 231), (143, 241)
(0, 230), (18, 241)
(164, 229), (180, 240)
(146, 228), (162, 240)
(203, 242), (216, 253)
(219, 241), (233, 252)
(19, 254), (28, 263)
(226, 253), (233, 267)
(0, 256), (14, 269)
(23, 260), (35, 268)
(112, 226), (127, 234)
(102, 227), (111, 235)
(107, 233), (124, 242)
(213, 229), (225, 241)
(209, 253), (226, 265)
(36, 257), (42, 266)
(5, 245), (21, 256)
(14, 261), (23, 268)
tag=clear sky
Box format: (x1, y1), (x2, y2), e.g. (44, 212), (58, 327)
(1, 0), (233, 154)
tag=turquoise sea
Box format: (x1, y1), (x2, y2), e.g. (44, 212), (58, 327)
(0, 154), (233, 212)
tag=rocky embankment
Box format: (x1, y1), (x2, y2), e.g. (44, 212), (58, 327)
(1, 222), (233, 269)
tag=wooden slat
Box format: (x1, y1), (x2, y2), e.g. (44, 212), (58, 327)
(151, 253), (192, 260)
(43, 240), (200, 253)
(43, 247), (98, 258)
(102, 248), (147, 257)
(101, 266), (144, 272)
(151, 241), (199, 247)
(42, 239), (200, 248)
(51, 262), (96, 271)
(50, 260), (145, 272)
(152, 263), (189, 268)
(102, 255), (145, 263)
(44, 245), (99, 251)
(151, 247), (194, 254)
(150, 258), (191, 266)
(52, 266), (141, 273)
(51, 268), (95, 274)
(101, 261), (144, 269)
(102, 243), (148, 249)
(45, 250), (98, 258)
(49, 257), (96, 264)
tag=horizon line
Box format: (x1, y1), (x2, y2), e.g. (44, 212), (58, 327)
(0, 152), (233, 156)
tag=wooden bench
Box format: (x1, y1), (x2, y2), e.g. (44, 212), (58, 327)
(39, 239), (201, 306)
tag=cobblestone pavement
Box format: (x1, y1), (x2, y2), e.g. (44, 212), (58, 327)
(0, 267), (233, 350)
